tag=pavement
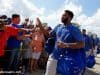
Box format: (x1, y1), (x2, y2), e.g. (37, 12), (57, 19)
(23, 54), (100, 75)
(23, 69), (100, 75)
(85, 54), (100, 75)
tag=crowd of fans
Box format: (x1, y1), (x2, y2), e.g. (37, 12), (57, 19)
(0, 11), (100, 75)
(0, 14), (51, 75)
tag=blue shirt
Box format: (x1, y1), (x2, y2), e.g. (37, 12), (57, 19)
(51, 23), (86, 68)
(7, 24), (23, 49)
(83, 35), (92, 51)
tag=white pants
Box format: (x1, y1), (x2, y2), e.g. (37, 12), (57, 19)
(45, 55), (58, 75)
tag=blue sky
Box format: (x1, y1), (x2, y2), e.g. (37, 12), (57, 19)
(0, 0), (100, 36)
(77, 0), (100, 16)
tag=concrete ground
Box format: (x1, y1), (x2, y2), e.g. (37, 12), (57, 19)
(23, 69), (100, 75)
(23, 54), (100, 75)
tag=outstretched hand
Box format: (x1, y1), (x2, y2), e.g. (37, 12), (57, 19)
(35, 17), (49, 38)
(36, 17), (42, 27)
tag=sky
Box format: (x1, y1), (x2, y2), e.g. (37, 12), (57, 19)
(0, 0), (100, 36)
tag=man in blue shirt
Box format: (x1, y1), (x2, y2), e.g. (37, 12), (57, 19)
(94, 35), (100, 50)
(82, 29), (93, 56)
(45, 10), (85, 75)
(82, 29), (93, 74)
(7, 14), (24, 73)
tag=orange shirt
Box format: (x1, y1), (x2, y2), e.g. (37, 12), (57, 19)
(0, 26), (18, 56)
(32, 32), (45, 52)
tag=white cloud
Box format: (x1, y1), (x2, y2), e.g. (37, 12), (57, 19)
(0, 0), (13, 14)
(44, 0), (83, 28)
(77, 9), (100, 26)
(76, 9), (100, 36)
(0, 0), (45, 20)
(22, 0), (45, 15)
